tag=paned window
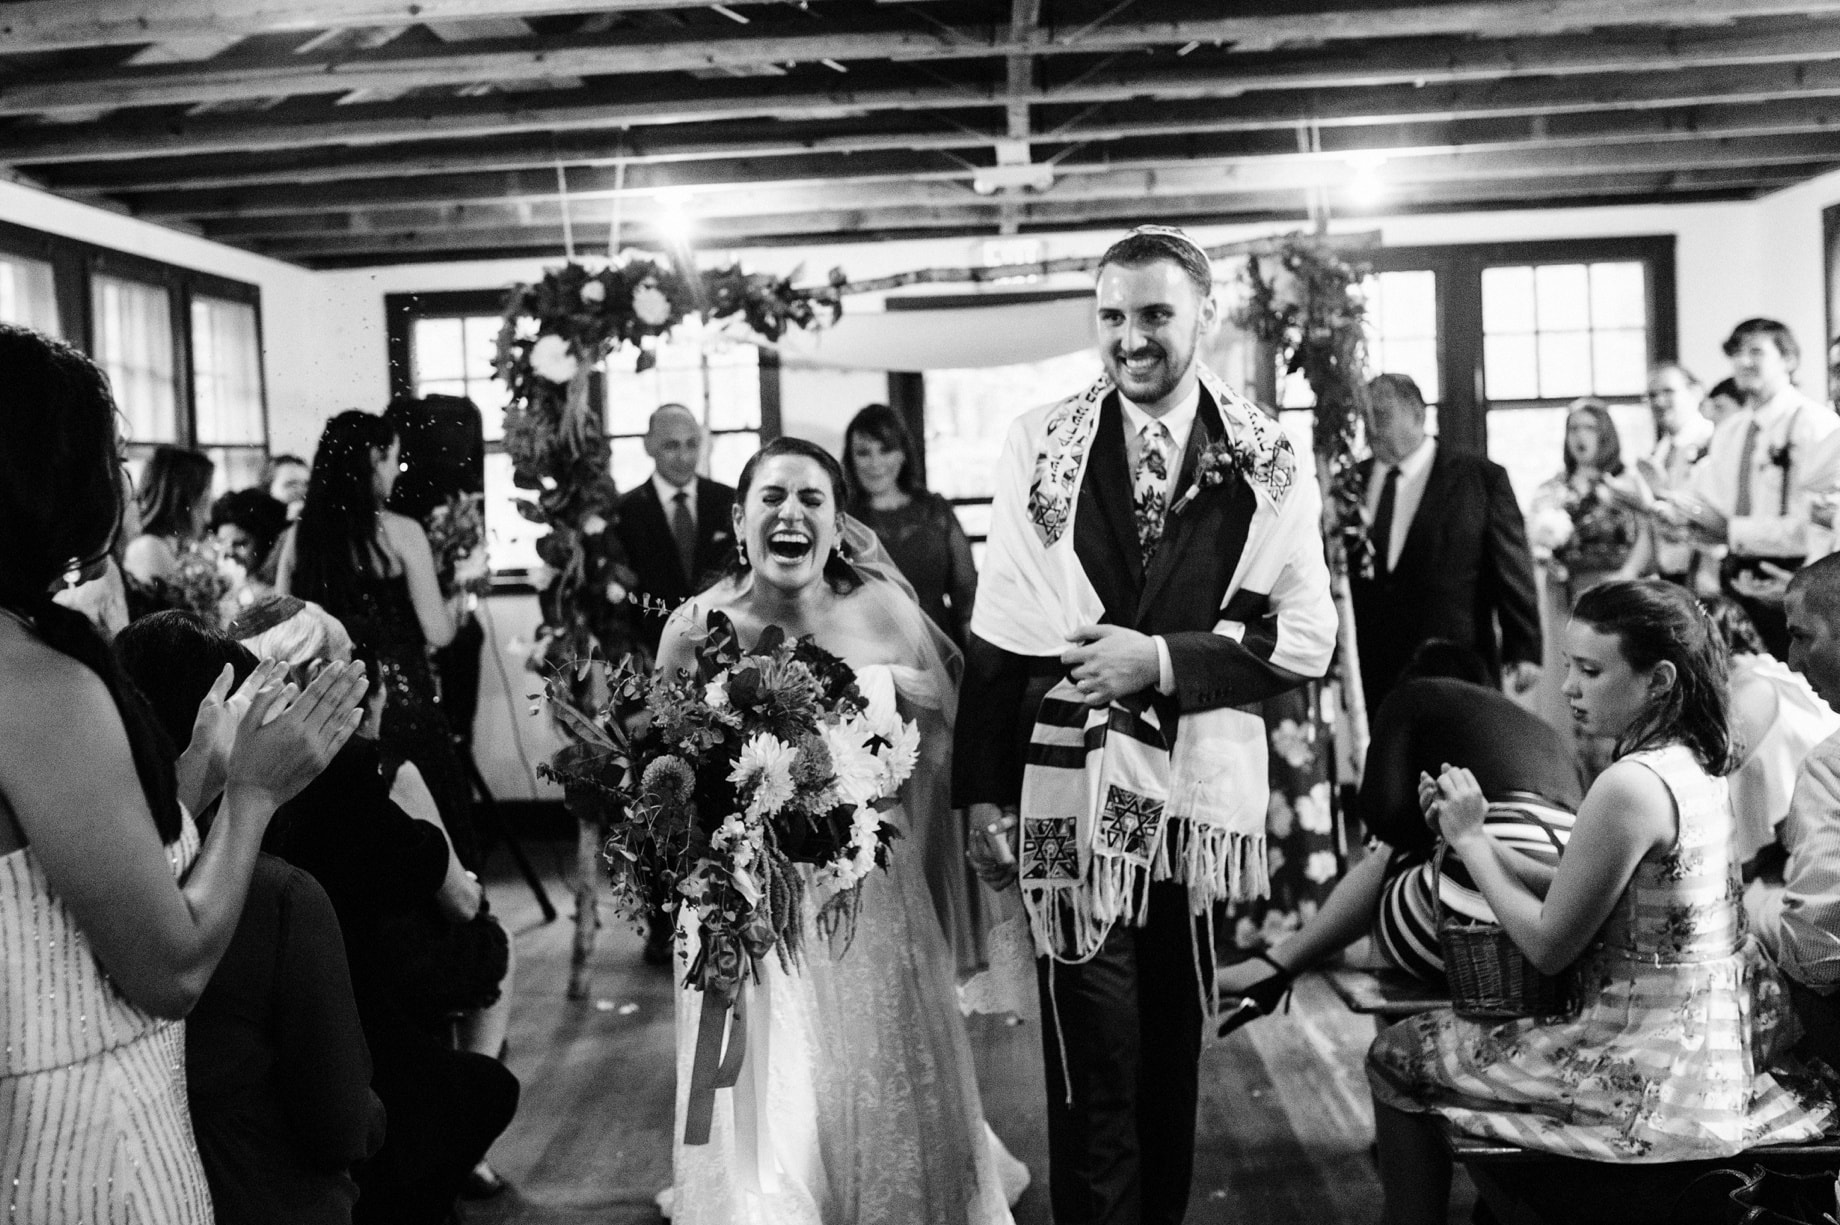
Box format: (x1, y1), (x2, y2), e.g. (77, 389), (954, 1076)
(0, 252), (59, 337)
(1481, 261), (1648, 403)
(191, 295), (268, 491)
(93, 274), (178, 447)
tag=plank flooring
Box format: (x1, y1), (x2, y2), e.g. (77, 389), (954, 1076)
(466, 842), (1474, 1224)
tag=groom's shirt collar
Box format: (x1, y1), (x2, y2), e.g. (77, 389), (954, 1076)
(1120, 381), (1202, 495)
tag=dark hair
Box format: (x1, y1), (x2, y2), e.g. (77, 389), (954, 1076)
(291, 410), (397, 618)
(1401, 638), (1492, 687)
(1570, 579), (1737, 775)
(1701, 595), (1767, 658)
(0, 325), (183, 843)
(114, 611), (259, 756)
(1707, 377), (1747, 406)
(1097, 230), (1211, 299)
(1724, 317), (1800, 371)
(728, 436), (861, 595)
(1562, 398), (1624, 477)
(841, 403), (926, 509)
(208, 489), (289, 568)
(1367, 372), (1428, 418)
(136, 445), (215, 541)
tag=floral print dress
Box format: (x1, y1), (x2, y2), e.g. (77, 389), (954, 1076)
(1368, 745), (1832, 1162)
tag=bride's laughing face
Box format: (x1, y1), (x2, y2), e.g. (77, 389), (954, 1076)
(736, 454), (840, 592)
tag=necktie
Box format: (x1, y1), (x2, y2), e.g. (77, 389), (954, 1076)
(1371, 465), (1400, 574)
(1132, 419), (1173, 563)
(670, 489), (697, 582)
(1733, 418), (1762, 518)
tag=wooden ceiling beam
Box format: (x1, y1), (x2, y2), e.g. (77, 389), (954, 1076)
(11, 0), (1840, 56)
(46, 79), (1840, 196)
(171, 133), (1840, 231)
(111, 115), (1840, 221)
(14, 14), (1840, 120)
(21, 52), (1840, 169)
(0, 0), (783, 54)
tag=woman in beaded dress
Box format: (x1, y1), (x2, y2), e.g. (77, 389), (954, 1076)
(0, 325), (367, 1223)
(279, 410), (477, 867)
(1367, 580), (1832, 1224)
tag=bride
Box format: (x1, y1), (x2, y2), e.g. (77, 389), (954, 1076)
(656, 437), (1018, 1225)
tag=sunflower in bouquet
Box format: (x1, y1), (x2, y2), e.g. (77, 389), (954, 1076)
(540, 609), (919, 1002)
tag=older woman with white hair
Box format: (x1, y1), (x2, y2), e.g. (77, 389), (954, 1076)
(228, 594), (521, 1213)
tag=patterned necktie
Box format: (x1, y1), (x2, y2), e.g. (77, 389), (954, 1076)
(1132, 419), (1173, 563)
(671, 489), (697, 581)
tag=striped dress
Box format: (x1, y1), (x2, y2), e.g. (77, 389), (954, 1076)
(1368, 745), (1833, 1162)
(1, 811), (213, 1222)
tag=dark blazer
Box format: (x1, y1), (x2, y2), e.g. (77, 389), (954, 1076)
(954, 387), (1312, 808)
(614, 476), (737, 654)
(1349, 446), (1541, 714)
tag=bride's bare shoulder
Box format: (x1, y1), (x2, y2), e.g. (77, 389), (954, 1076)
(657, 592), (744, 676)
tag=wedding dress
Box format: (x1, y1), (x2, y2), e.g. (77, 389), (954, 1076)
(670, 663), (1016, 1225)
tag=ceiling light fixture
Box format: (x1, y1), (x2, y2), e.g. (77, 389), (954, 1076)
(710, 5), (750, 24)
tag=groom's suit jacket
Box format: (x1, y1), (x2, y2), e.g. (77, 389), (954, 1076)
(953, 386), (1326, 808)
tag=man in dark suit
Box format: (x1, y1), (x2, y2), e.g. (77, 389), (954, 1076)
(613, 404), (736, 657)
(1350, 372), (1541, 716)
(958, 227), (1335, 1225)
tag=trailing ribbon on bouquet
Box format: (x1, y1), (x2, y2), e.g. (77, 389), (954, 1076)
(682, 982), (749, 1146)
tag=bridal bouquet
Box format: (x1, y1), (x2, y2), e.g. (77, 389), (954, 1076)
(539, 610), (918, 1002)
(422, 492), (490, 597)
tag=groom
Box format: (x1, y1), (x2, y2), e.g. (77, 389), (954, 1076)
(956, 226), (1336, 1225)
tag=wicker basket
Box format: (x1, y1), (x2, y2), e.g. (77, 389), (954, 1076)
(1434, 820), (1578, 1022)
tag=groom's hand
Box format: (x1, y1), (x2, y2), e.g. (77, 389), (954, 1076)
(1062, 624), (1159, 708)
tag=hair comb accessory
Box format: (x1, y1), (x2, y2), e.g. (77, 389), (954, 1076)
(226, 594), (306, 641)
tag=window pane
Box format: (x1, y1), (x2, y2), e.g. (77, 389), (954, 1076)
(1537, 331), (1593, 400)
(1534, 264), (1589, 332)
(413, 318), (465, 384)
(1606, 403), (1656, 461)
(419, 379), (469, 402)
(1278, 368), (1314, 410)
(1380, 337), (1440, 407)
(707, 431), (761, 487)
(1486, 406), (1568, 510)
(953, 501), (992, 541)
(191, 296), (265, 445)
(1592, 328), (1649, 398)
(0, 253), (60, 337)
(1482, 266), (1535, 335)
(925, 352), (1093, 501)
(483, 451), (545, 573)
(203, 446), (268, 497)
(1589, 263), (1646, 330)
(603, 364), (656, 436)
(463, 316), (510, 440)
(93, 275), (177, 444)
(611, 436), (652, 492)
(1484, 334), (1539, 401)
(705, 345), (761, 431)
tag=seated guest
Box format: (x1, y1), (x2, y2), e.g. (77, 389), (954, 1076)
(124, 446), (216, 593)
(1757, 555), (1840, 1068)
(115, 611), (384, 1225)
(1369, 581), (1830, 1224)
(209, 488), (290, 620)
(1215, 641), (1583, 1032)
(229, 594), (519, 1221)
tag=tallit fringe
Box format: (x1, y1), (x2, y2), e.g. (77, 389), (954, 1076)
(1154, 821), (1270, 911)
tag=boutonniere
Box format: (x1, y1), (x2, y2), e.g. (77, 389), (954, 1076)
(1768, 440), (1794, 472)
(1170, 432), (1270, 516)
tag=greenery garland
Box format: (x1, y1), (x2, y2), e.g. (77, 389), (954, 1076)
(493, 257), (844, 689)
(1233, 236), (1374, 578)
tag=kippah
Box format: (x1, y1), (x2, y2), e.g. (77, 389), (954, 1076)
(1125, 224), (1214, 276)
(227, 594), (306, 640)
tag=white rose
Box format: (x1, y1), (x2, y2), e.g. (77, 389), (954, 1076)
(529, 333), (580, 384)
(632, 280), (673, 327)
(704, 680), (728, 710)
(604, 580), (627, 604)
(581, 280), (607, 304)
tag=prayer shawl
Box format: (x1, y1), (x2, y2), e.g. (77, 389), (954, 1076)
(974, 365), (1336, 962)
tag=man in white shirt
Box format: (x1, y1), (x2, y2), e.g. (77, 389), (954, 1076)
(1674, 319), (1838, 657)
(1636, 363), (1713, 585)
(1348, 373), (1542, 714)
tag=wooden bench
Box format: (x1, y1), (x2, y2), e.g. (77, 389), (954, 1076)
(1321, 965), (1451, 1034)
(1444, 1124), (1840, 1224)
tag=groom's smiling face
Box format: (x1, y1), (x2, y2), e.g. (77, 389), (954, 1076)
(1096, 258), (1214, 414)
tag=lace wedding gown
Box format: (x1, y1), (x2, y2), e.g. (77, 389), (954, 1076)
(670, 664), (1016, 1225)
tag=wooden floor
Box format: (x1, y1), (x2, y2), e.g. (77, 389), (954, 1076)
(465, 842), (1475, 1225)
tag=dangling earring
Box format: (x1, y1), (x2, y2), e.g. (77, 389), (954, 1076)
(735, 538), (750, 569)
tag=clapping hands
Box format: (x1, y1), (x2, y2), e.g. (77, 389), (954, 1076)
(1420, 764), (1488, 848)
(225, 658), (369, 808)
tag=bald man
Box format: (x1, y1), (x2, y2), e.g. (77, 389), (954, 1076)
(612, 404), (736, 655)
(1761, 554), (1840, 1064)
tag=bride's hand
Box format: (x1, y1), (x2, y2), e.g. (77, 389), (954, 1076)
(968, 803), (1020, 890)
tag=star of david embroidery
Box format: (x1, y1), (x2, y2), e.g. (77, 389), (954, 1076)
(1098, 785), (1163, 858)
(1021, 816), (1080, 881)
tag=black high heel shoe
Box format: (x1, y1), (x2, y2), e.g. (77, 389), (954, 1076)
(1216, 949), (1294, 1039)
